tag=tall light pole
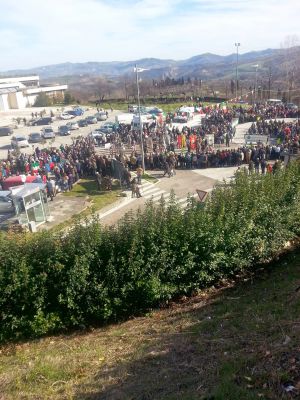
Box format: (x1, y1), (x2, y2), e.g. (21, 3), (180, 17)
(253, 64), (259, 104)
(135, 64), (145, 171)
(235, 42), (240, 101)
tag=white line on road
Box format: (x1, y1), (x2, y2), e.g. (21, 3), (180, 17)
(144, 189), (166, 199)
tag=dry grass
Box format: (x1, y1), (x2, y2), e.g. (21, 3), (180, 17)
(1, 250), (300, 399)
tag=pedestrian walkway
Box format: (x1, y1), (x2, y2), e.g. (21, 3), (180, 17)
(138, 180), (197, 209)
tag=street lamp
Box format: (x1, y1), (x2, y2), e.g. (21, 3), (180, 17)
(235, 42), (240, 101)
(134, 64), (146, 171)
(253, 64), (259, 104)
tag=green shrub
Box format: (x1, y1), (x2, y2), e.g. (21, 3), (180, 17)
(0, 162), (300, 341)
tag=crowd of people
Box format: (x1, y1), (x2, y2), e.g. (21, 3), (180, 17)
(0, 102), (299, 200)
(238, 103), (299, 122)
(0, 137), (117, 196)
(248, 119), (300, 145)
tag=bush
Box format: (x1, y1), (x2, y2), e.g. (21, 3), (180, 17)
(33, 93), (52, 107)
(0, 162), (300, 342)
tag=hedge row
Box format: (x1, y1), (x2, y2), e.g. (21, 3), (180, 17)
(1, 162), (300, 342)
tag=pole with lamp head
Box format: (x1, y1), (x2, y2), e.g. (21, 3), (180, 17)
(134, 64), (146, 172)
(253, 64), (259, 105)
(235, 42), (240, 101)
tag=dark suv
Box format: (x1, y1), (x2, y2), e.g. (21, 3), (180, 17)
(0, 127), (13, 136)
(31, 117), (53, 126)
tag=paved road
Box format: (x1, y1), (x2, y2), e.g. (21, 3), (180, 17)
(0, 107), (121, 159)
(99, 167), (237, 226)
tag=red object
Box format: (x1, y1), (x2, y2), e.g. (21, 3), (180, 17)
(190, 134), (197, 150)
(177, 135), (182, 149)
(1, 175), (38, 190)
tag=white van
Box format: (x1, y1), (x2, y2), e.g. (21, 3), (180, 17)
(267, 99), (282, 106)
(94, 112), (107, 121)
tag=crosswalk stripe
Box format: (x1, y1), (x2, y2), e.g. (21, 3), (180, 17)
(144, 189), (165, 199)
(140, 183), (153, 190)
(151, 192), (170, 202)
(142, 187), (160, 196)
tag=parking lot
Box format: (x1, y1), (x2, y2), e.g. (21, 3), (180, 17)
(0, 107), (121, 159)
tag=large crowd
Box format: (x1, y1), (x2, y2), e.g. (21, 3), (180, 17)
(248, 119), (300, 144)
(0, 102), (299, 197)
(0, 137), (117, 195)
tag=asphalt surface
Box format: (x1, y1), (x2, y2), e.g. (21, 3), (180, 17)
(0, 107), (120, 159)
(99, 167), (238, 226)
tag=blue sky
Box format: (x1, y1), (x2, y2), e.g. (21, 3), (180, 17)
(0, 0), (299, 71)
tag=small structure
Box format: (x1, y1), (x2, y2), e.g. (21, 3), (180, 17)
(11, 183), (51, 230)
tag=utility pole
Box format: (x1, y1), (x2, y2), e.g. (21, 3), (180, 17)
(253, 64), (259, 105)
(135, 64), (145, 171)
(268, 66), (272, 99)
(235, 42), (240, 100)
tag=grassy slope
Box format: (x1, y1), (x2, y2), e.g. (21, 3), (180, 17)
(1, 249), (300, 399)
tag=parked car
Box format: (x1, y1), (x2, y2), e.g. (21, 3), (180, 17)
(94, 112), (108, 121)
(128, 104), (138, 113)
(78, 119), (88, 127)
(173, 116), (188, 123)
(0, 127), (13, 136)
(286, 103), (298, 110)
(99, 122), (115, 134)
(60, 112), (74, 120)
(86, 116), (97, 124)
(28, 132), (43, 143)
(0, 191), (15, 214)
(146, 107), (163, 115)
(58, 125), (71, 136)
(66, 121), (79, 130)
(11, 135), (30, 148)
(91, 129), (107, 140)
(31, 117), (53, 126)
(41, 127), (55, 139)
(70, 107), (85, 116)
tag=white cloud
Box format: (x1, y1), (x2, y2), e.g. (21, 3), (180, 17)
(0, 0), (299, 70)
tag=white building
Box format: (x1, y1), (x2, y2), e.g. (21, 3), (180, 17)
(0, 75), (68, 111)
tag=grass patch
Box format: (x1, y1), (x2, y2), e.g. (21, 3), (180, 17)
(62, 178), (121, 212)
(97, 101), (220, 114)
(50, 178), (121, 232)
(142, 173), (159, 183)
(1, 249), (300, 399)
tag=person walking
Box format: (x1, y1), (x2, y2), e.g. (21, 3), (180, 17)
(95, 171), (102, 190)
(136, 165), (143, 185)
(46, 177), (54, 201)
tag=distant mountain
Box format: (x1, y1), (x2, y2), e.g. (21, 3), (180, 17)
(1, 47), (299, 82)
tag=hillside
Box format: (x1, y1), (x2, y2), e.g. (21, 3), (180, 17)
(1, 47), (299, 82)
(1, 248), (300, 399)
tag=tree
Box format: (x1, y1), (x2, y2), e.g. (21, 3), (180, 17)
(33, 93), (52, 107)
(64, 91), (74, 105)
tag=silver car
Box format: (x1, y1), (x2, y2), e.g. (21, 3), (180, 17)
(11, 135), (30, 148)
(41, 127), (55, 139)
(66, 121), (79, 130)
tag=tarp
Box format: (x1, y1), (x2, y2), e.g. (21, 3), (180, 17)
(1, 175), (39, 190)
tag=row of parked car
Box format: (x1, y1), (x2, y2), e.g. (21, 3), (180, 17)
(9, 113), (111, 149)
(0, 108), (108, 138)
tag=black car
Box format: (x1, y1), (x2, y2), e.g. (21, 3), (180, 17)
(28, 132), (43, 143)
(58, 125), (71, 136)
(86, 116), (97, 124)
(0, 127), (13, 136)
(78, 119), (88, 127)
(32, 117), (53, 126)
